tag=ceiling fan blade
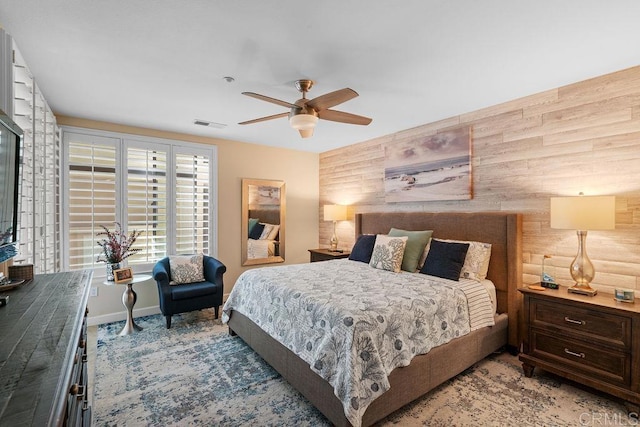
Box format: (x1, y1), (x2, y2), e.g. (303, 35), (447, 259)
(306, 88), (358, 111)
(242, 92), (299, 109)
(318, 109), (372, 125)
(238, 112), (289, 125)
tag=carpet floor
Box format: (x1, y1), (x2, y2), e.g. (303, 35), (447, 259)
(94, 311), (631, 426)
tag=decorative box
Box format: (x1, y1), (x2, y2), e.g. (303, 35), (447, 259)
(8, 264), (34, 281)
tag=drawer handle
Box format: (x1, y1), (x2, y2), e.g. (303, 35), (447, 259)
(69, 384), (85, 398)
(564, 316), (585, 325)
(564, 348), (585, 358)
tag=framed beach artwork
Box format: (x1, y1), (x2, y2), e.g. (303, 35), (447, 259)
(384, 127), (472, 203)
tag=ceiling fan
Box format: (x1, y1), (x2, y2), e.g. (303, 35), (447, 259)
(238, 79), (372, 138)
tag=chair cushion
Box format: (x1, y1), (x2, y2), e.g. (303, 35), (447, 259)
(170, 281), (217, 301)
(169, 254), (205, 284)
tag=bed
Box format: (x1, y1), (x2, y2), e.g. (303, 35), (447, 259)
(247, 208), (281, 259)
(224, 211), (522, 426)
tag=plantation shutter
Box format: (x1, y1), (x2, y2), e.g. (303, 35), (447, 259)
(125, 144), (167, 264)
(66, 133), (118, 271)
(175, 151), (210, 255)
(12, 45), (61, 273)
(63, 128), (217, 273)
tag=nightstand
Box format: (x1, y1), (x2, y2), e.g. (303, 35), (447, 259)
(308, 248), (351, 262)
(519, 286), (640, 414)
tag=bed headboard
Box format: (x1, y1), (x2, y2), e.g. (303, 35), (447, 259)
(249, 209), (280, 225)
(355, 211), (522, 348)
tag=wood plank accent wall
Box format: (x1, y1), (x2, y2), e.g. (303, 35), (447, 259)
(319, 65), (640, 295)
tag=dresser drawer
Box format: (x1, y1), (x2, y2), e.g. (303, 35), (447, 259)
(531, 299), (631, 348)
(531, 331), (631, 386)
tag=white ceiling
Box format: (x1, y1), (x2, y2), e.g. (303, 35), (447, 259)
(1, 1), (639, 153)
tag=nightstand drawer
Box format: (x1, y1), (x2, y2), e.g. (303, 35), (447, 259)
(531, 331), (631, 386)
(532, 299), (631, 348)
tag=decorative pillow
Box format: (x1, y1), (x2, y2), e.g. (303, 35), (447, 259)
(248, 217), (259, 234)
(249, 223), (265, 240)
(169, 254), (205, 284)
(419, 239), (469, 281)
(438, 239), (492, 280)
(348, 234), (377, 263)
(369, 234), (408, 273)
(388, 228), (433, 272)
(259, 223), (275, 240)
(260, 223), (280, 240)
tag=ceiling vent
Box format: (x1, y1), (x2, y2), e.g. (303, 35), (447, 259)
(193, 119), (227, 129)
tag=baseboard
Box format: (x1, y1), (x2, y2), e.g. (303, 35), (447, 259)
(88, 305), (162, 326)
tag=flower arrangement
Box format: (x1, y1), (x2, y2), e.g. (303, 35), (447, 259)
(96, 222), (143, 264)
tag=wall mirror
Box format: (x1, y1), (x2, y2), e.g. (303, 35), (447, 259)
(241, 179), (286, 266)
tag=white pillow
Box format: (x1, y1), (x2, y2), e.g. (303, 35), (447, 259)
(266, 224), (280, 240)
(369, 234), (408, 273)
(259, 223), (274, 240)
(169, 254), (205, 284)
(436, 239), (492, 281)
(258, 223), (280, 240)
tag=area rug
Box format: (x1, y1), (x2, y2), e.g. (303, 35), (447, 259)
(94, 311), (631, 426)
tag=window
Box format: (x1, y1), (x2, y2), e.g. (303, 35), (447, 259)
(62, 128), (217, 276)
(13, 45), (61, 274)
(175, 150), (210, 255)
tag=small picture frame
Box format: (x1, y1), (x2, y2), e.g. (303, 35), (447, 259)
(614, 288), (635, 303)
(113, 267), (134, 284)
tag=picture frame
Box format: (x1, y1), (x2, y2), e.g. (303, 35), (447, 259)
(383, 126), (472, 203)
(113, 267), (134, 284)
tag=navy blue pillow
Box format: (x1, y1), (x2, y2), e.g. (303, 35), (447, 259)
(348, 234), (377, 263)
(249, 223), (265, 240)
(419, 239), (470, 281)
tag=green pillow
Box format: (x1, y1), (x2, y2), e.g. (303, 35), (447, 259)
(248, 218), (259, 234)
(388, 228), (433, 272)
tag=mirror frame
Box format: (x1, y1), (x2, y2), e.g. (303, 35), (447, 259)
(241, 179), (286, 266)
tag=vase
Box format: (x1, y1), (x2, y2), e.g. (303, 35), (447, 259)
(106, 262), (121, 281)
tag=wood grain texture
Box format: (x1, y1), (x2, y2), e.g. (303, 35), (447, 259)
(0, 270), (92, 426)
(320, 65), (640, 295)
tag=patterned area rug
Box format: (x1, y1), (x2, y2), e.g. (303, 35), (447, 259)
(94, 311), (631, 426)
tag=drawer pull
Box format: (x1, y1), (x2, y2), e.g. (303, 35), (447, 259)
(564, 348), (585, 358)
(564, 316), (585, 325)
(69, 384), (85, 398)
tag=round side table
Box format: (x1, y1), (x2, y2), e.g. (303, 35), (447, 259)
(104, 274), (152, 336)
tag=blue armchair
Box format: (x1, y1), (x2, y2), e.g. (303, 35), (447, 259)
(152, 255), (226, 328)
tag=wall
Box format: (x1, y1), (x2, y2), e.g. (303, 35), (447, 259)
(56, 116), (319, 325)
(320, 66), (640, 295)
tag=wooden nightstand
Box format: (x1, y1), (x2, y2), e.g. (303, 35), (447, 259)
(519, 286), (640, 414)
(308, 248), (351, 262)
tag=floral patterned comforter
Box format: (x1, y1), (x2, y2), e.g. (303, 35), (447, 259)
(222, 259), (494, 427)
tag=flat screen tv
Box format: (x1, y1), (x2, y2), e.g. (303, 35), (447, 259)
(0, 109), (22, 261)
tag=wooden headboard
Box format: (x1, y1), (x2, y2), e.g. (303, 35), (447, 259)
(355, 211), (523, 348)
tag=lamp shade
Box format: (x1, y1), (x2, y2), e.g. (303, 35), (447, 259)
(324, 204), (347, 221)
(550, 196), (615, 231)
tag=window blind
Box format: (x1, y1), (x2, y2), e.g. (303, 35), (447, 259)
(175, 153), (210, 255)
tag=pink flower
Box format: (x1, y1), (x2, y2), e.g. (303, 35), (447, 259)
(97, 222), (142, 263)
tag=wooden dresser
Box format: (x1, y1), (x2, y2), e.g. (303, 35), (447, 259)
(0, 270), (93, 426)
(519, 286), (640, 413)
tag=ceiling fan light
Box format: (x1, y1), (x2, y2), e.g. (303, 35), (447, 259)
(289, 114), (318, 131)
(298, 128), (314, 138)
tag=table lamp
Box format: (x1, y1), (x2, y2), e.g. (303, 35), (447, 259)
(324, 204), (348, 251)
(550, 194), (615, 296)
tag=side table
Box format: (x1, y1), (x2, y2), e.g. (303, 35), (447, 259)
(308, 248), (351, 262)
(104, 274), (152, 336)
